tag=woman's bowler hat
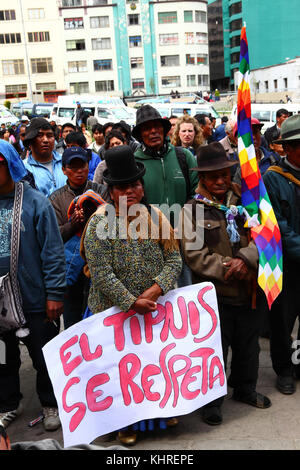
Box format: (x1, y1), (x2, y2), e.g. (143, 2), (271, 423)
(103, 145), (145, 185)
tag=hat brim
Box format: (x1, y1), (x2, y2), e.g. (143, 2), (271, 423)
(191, 160), (238, 172)
(132, 118), (171, 141)
(103, 162), (146, 185)
(272, 135), (300, 144)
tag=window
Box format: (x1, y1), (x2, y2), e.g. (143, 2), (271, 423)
(36, 82), (56, 91)
(265, 81), (269, 92)
(2, 59), (24, 75)
(160, 55), (179, 67)
(95, 80), (114, 92)
(66, 39), (85, 50)
(284, 77), (288, 90)
(91, 38), (111, 50)
(128, 14), (139, 25)
(195, 10), (206, 23)
(31, 58), (53, 74)
(274, 79), (278, 91)
(229, 1), (242, 16)
(187, 75), (196, 87)
(87, 0), (108, 5)
(64, 18), (84, 29)
(185, 32), (194, 45)
(5, 84), (27, 94)
(158, 12), (177, 24)
(70, 82), (89, 94)
(132, 79), (144, 89)
(230, 35), (240, 48)
(28, 9), (45, 20)
(0, 10), (16, 21)
(62, 0), (82, 6)
(68, 61), (87, 72)
(90, 16), (109, 28)
(186, 54), (208, 65)
(184, 11), (193, 22)
(28, 32), (50, 43)
(159, 33), (178, 46)
(161, 76), (181, 88)
(230, 18), (242, 32)
(129, 36), (141, 47)
(0, 33), (21, 44)
(198, 75), (209, 86)
(231, 52), (240, 64)
(130, 57), (143, 69)
(94, 59), (112, 71)
(196, 32), (208, 44)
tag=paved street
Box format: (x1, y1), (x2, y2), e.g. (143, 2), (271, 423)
(4, 332), (300, 451)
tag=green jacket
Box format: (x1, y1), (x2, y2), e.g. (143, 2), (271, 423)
(134, 143), (198, 222)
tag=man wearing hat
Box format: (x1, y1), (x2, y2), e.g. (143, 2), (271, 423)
(133, 104), (198, 287)
(233, 118), (280, 184)
(264, 114), (300, 394)
(180, 142), (271, 425)
(49, 146), (109, 328)
(23, 118), (67, 197)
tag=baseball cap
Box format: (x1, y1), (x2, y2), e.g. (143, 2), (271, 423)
(62, 146), (90, 167)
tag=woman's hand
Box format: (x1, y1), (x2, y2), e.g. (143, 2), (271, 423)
(131, 298), (157, 315)
(138, 283), (163, 303)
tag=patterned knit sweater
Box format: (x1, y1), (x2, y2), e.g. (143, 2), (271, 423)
(83, 204), (182, 314)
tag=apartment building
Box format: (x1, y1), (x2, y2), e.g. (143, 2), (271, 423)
(0, 0), (210, 100)
(0, 1), (65, 101)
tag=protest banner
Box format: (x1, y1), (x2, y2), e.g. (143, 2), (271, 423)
(43, 282), (226, 448)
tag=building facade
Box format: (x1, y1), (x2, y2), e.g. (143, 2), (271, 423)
(0, 0), (210, 101)
(58, 0), (210, 97)
(208, 0), (300, 92)
(0, 1), (65, 101)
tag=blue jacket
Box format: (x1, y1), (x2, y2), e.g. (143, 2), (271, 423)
(88, 151), (101, 181)
(24, 150), (67, 197)
(0, 182), (66, 315)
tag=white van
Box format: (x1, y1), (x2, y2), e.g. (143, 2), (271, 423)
(51, 95), (136, 127)
(230, 103), (300, 133)
(150, 102), (221, 126)
(0, 105), (19, 127)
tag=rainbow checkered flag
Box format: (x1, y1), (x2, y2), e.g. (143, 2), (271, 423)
(237, 26), (283, 309)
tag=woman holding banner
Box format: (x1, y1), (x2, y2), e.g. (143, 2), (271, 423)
(81, 145), (182, 445)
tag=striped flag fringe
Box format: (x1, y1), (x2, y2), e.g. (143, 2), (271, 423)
(237, 26), (283, 309)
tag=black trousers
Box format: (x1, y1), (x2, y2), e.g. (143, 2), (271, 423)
(205, 302), (260, 408)
(0, 313), (60, 412)
(269, 271), (300, 377)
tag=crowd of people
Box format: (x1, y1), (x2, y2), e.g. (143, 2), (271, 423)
(0, 103), (299, 447)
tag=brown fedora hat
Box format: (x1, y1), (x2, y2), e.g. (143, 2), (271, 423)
(191, 142), (238, 172)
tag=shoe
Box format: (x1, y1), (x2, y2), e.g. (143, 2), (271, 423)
(117, 430), (137, 446)
(166, 417), (179, 427)
(276, 375), (296, 395)
(233, 391), (272, 409)
(42, 407), (61, 431)
(0, 403), (23, 429)
(202, 406), (223, 425)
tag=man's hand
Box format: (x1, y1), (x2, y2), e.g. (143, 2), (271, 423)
(223, 258), (249, 281)
(131, 298), (157, 315)
(46, 300), (64, 321)
(71, 207), (84, 227)
(138, 283), (163, 303)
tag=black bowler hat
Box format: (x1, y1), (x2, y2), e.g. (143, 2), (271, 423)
(192, 142), (238, 172)
(132, 104), (171, 142)
(103, 145), (145, 185)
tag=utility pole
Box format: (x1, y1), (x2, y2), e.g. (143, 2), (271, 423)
(19, 0), (33, 102)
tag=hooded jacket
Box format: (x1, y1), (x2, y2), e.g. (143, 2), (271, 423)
(0, 141), (66, 315)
